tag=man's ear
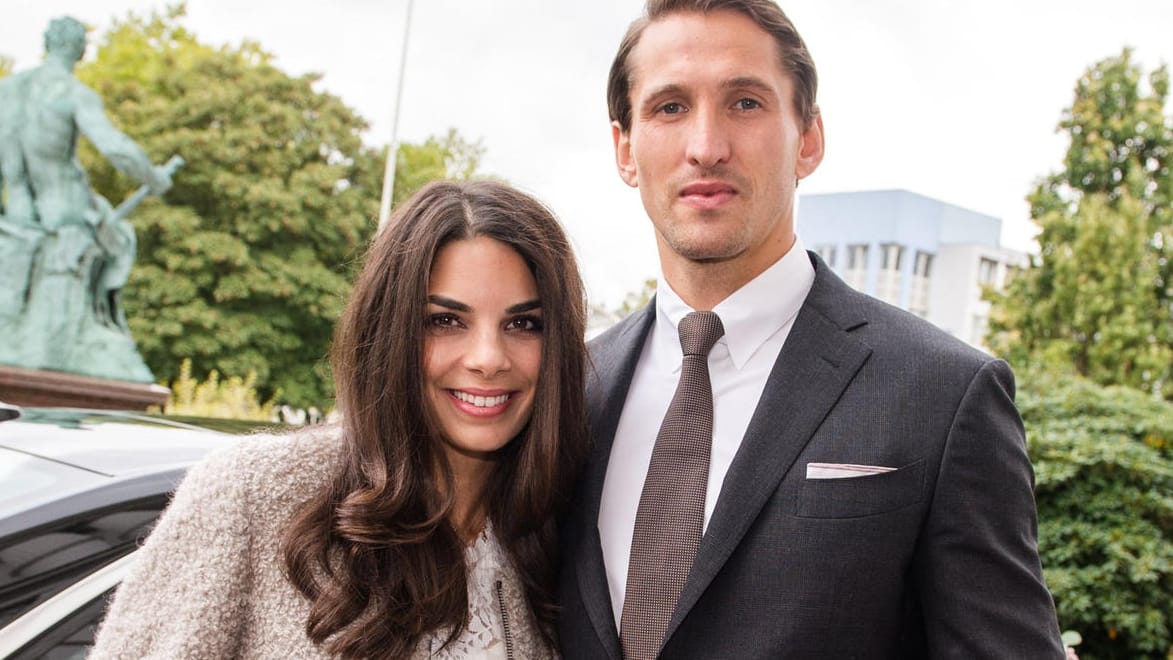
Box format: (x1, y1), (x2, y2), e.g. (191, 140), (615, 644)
(796, 114), (825, 181)
(613, 121), (638, 188)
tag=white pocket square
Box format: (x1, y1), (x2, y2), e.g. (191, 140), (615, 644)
(805, 462), (897, 479)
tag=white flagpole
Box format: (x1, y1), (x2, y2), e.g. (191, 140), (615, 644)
(377, 0), (415, 231)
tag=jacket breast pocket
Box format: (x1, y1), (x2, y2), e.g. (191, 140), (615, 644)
(796, 458), (925, 518)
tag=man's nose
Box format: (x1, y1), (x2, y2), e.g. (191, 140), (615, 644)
(685, 107), (732, 169)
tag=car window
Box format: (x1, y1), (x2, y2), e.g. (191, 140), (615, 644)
(6, 586), (113, 660)
(0, 496), (166, 627)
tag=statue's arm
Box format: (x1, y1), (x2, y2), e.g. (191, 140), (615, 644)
(73, 85), (171, 194)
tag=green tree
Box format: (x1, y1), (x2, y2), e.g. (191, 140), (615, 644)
(1019, 367), (1173, 659)
(988, 50), (1173, 399)
(587, 278), (656, 337)
(77, 6), (483, 406)
(392, 128), (484, 207)
(75, 6), (377, 407)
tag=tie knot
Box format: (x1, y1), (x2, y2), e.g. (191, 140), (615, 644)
(678, 311), (725, 357)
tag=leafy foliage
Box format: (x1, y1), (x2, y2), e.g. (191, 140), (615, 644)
(72, 6), (376, 407)
(160, 358), (276, 421)
(588, 278), (657, 338)
(592, 277), (656, 322)
(988, 50), (1173, 399)
(1019, 368), (1173, 659)
(73, 6), (484, 406)
(392, 128), (484, 207)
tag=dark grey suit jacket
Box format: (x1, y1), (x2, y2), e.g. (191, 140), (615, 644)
(559, 253), (1064, 659)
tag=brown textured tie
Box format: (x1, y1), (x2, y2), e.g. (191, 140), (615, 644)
(621, 311), (725, 660)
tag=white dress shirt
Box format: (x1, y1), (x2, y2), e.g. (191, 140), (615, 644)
(597, 237), (816, 627)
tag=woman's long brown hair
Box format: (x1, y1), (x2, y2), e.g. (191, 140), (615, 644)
(281, 180), (587, 658)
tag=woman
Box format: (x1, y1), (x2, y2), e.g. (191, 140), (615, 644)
(90, 180), (587, 659)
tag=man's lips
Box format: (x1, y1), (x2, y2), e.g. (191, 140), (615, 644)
(681, 181), (736, 196)
(679, 181), (736, 209)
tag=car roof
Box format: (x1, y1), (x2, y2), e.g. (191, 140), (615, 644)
(0, 407), (241, 476)
(0, 407), (261, 533)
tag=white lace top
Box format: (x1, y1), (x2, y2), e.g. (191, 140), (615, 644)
(419, 523), (522, 659)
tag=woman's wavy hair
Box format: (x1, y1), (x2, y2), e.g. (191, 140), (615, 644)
(282, 180), (587, 658)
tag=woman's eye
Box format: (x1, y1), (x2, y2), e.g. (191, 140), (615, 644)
(429, 313), (461, 329)
(507, 316), (543, 332)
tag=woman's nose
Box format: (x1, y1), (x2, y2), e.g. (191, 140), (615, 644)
(462, 328), (511, 377)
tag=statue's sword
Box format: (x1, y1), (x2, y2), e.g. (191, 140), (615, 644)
(109, 154), (185, 223)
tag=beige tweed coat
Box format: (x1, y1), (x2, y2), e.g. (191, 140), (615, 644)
(89, 425), (553, 659)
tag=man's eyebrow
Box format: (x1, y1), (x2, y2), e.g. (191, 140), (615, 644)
(428, 295), (470, 312)
(507, 300), (542, 314)
(639, 78), (777, 105)
(639, 83), (686, 105)
(724, 76), (778, 96)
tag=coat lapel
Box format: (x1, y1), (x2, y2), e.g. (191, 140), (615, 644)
(666, 257), (875, 640)
(575, 302), (656, 660)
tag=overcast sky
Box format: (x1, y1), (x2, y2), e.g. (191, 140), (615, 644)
(3, 1), (1170, 306)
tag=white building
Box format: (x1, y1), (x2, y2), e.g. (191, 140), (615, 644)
(797, 189), (1026, 349)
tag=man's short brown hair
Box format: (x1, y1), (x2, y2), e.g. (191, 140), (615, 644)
(607, 0), (819, 133)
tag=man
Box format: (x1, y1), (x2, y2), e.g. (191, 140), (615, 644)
(0, 16), (171, 380)
(559, 1), (1066, 658)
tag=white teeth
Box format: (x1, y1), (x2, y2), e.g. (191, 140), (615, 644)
(453, 391), (510, 407)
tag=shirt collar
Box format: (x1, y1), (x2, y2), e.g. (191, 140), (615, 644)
(654, 236), (815, 370)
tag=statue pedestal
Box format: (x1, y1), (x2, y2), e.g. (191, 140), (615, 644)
(0, 364), (170, 411)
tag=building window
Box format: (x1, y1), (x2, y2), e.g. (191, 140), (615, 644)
(978, 257), (998, 286)
(881, 243), (904, 271)
(815, 244), (837, 267)
(914, 251), (934, 278)
(971, 313), (989, 347)
(844, 244), (869, 291)
(875, 244), (904, 304)
(847, 244), (869, 270)
(909, 251), (933, 317)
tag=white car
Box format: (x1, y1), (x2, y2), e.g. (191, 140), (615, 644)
(0, 402), (261, 659)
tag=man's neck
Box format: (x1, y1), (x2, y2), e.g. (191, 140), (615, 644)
(662, 262), (748, 311)
(660, 234), (798, 312)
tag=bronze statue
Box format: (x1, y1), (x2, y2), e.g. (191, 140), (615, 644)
(0, 16), (180, 383)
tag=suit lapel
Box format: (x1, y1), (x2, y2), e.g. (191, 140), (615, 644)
(666, 257), (874, 640)
(575, 302), (656, 660)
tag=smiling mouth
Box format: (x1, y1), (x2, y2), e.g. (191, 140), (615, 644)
(451, 391), (511, 408)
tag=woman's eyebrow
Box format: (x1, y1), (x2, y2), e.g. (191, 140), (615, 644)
(427, 295), (470, 312)
(507, 300), (542, 314)
(428, 296), (541, 314)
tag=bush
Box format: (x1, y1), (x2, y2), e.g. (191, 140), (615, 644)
(159, 358), (277, 422)
(1019, 367), (1173, 659)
